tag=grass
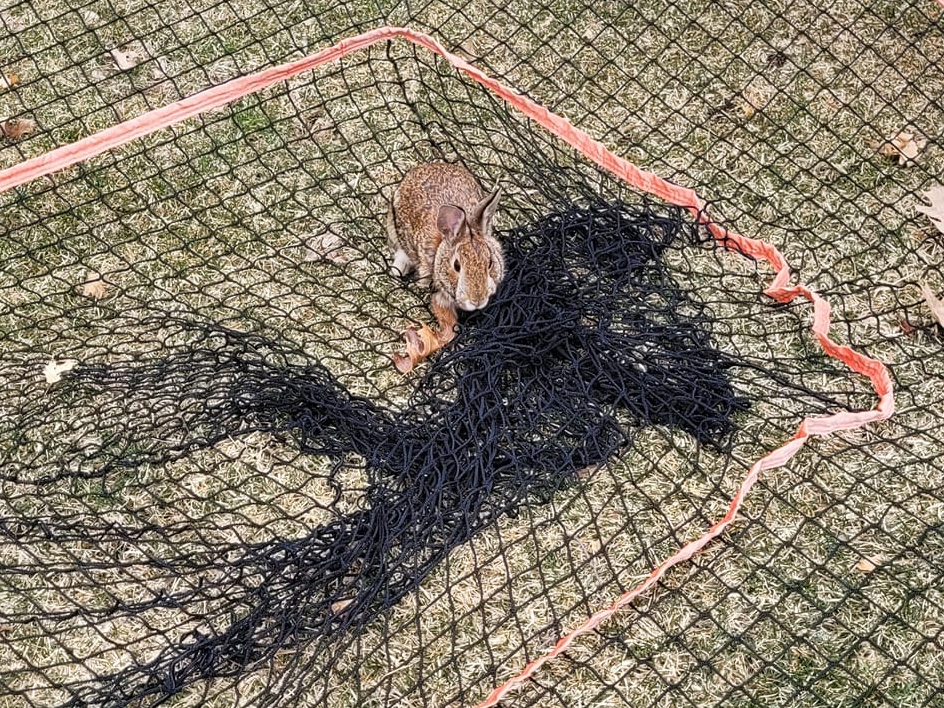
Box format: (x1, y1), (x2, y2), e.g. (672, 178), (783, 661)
(1, 0), (944, 707)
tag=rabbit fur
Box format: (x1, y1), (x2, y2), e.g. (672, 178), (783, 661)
(386, 162), (503, 317)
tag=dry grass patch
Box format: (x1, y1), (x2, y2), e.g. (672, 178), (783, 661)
(2, 0), (943, 707)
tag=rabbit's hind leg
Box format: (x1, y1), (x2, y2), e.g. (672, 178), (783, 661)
(391, 248), (415, 278)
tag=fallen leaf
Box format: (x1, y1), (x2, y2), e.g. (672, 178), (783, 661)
(898, 318), (916, 336)
(920, 283), (944, 328)
(81, 271), (108, 299)
(0, 13), (25, 32)
(1, 73), (19, 91)
(875, 130), (926, 166)
(330, 598), (354, 614)
(44, 359), (78, 384)
(392, 323), (439, 374)
(455, 38), (480, 60)
(915, 185), (944, 236)
(0, 116), (37, 140)
(391, 352), (412, 373)
(150, 58), (169, 82)
(302, 116), (340, 144)
(303, 232), (357, 265)
(109, 47), (142, 71)
(708, 95), (758, 123)
(854, 555), (887, 573)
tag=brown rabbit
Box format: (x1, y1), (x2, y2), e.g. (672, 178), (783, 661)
(386, 162), (503, 372)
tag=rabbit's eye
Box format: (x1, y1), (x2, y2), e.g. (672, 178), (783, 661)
(453, 259), (461, 273)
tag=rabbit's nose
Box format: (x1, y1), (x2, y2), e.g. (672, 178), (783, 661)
(459, 297), (486, 312)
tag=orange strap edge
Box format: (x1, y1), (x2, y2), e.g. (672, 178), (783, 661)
(0, 25), (894, 707)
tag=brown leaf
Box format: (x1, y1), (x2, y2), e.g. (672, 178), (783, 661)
(875, 130), (926, 166)
(44, 359), (78, 384)
(81, 271), (109, 299)
(330, 598), (354, 614)
(920, 283), (944, 328)
(0, 116), (37, 140)
(455, 38), (481, 60)
(303, 232), (357, 265)
(392, 323), (439, 374)
(0, 13), (25, 32)
(898, 318), (916, 336)
(854, 555), (887, 573)
(915, 185), (944, 236)
(109, 47), (142, 71)
(1, 73), (19, 91)
(311, 120), (339, 144)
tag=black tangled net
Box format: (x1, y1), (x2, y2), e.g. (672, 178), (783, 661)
(15, 201), (752, 706)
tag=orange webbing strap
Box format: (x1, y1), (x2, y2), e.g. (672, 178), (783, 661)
(0, 25), (894, 706)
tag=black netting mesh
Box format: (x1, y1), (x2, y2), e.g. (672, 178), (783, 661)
(1, 1), (942, 707)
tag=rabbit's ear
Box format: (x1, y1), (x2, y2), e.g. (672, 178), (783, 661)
(437, 204), (466, 243)
(469, 186), (502, 238)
